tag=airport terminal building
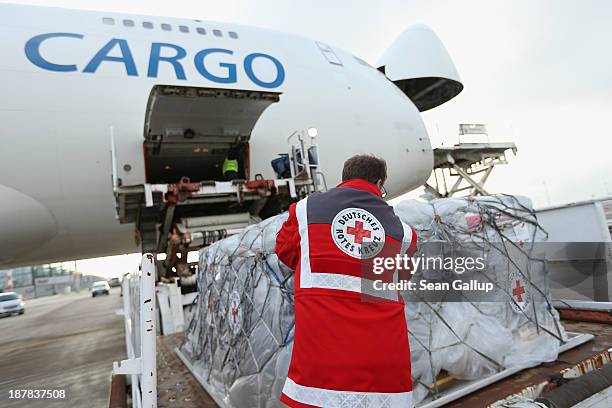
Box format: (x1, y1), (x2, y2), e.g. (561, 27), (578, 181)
(0, 266), (94, 299)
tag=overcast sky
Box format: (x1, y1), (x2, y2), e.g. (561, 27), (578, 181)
(10, 0), (612, 276)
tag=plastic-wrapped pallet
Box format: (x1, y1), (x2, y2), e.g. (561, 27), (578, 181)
(180, 194), (567, 407)
(181, 214), (295, 408)
(395, 195), (566, 403)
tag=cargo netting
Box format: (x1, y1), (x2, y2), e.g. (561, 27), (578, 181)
(180, 194), (567, 407)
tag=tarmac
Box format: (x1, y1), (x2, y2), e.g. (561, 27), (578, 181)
(0, 287), (126, 408)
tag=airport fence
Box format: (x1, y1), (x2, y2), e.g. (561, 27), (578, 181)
(113, 254), (157, 408)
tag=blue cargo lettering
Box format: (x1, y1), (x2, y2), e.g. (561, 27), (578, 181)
(24, 33), (285, 88)
(83, 39), (138, 76)
(25, 32), (84, 72)
(244, 53), (285, 89)
(148, 43), (187, 80)
(194, 48), (237, 84)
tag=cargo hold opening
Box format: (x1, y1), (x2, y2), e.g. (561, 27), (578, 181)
(143, 85), (280, 184)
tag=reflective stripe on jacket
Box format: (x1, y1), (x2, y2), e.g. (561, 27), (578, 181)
(222, 158), (238, 174)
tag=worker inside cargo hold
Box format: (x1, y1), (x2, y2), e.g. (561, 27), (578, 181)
(222, 146), (242, 181)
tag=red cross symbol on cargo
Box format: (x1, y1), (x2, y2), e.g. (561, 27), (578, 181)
(512, 279), (526, 302)
(231, 302), (239, 323)
(346, 221), (371, 244)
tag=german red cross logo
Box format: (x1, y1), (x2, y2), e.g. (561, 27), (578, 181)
(509, 272), (529, 313)
(512, 279), (526, 302)
(346, 221), (371, 244)
(231, 304), (239, 322)
(331, 207), (385, 259)
(227, 290), (243, 335)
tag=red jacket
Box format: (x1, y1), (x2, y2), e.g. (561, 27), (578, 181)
(276, 179), (417, 408)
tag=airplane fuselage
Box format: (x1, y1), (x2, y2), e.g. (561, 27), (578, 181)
(0, 3), (435, 267)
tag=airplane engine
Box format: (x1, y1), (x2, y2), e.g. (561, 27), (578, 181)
(378, 24), (463, 111)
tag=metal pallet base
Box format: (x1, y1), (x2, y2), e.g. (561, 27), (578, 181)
(417, 331), (593, 408)
(174, 332), (594, 408)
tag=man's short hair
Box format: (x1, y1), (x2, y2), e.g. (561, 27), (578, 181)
(341, 154), (387, 184)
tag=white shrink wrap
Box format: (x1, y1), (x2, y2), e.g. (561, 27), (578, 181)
(181, 195), (566, 407)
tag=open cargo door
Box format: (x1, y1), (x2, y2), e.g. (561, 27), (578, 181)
(143, 86), (280, 183)
(113, 87), (325, 268)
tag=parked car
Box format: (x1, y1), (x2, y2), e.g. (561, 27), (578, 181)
(108, 277), (121, 287)
(91, 281), (110, 297)
(0, 292), (25, 316)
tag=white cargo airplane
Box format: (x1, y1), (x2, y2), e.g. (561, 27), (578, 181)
(0, 3), (462, 268)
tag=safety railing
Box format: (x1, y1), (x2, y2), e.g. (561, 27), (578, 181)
(113, 254), (157, 408)
(287, 128), (325, 194)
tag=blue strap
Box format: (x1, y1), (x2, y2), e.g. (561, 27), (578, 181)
(264, 257), (283, 286)
(264, 257), (294, 303)
(281, 322), (295, 346)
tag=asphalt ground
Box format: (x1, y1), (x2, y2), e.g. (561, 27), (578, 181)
(0, 287), (126, 408)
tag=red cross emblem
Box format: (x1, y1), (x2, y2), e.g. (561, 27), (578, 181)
(346, 221), (372, 244)
(231, 302), (239, 323)
(512, 279), (526, 302)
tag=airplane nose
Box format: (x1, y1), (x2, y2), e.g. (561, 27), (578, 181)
(0, 184), (58, 265)
(378, 24), (463, 111)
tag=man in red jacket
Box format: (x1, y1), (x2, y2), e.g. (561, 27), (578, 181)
(275, 155), (417, 408)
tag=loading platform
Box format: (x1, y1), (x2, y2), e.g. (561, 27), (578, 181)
(112, 124), (325, 279)
(425, 142), (517, 198)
